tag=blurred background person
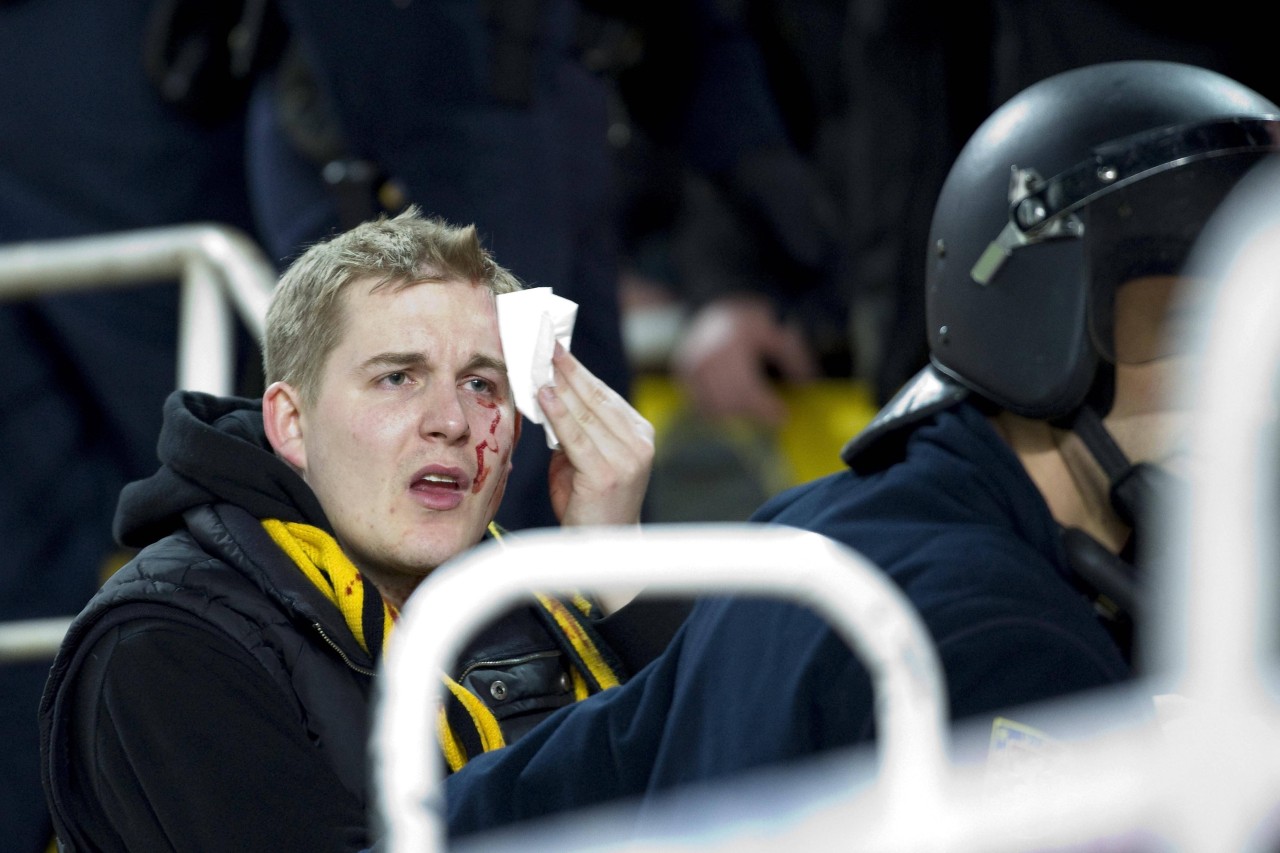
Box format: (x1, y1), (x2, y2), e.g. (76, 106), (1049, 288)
(629, 0), (1280, 422)
(612, 0), (1278, 520)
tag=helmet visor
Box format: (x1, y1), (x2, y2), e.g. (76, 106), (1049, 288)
(1082, 129), (1280, 365)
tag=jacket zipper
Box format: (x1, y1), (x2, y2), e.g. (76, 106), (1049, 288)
(455, 649), (561, 683)
(312, 622), (377, 676)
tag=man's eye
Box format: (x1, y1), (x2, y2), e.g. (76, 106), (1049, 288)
(383, 371), (409, 386)
(464, 377), (494, 394)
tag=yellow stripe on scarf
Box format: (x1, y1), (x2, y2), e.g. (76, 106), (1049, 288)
(568, 666), (590, 702)
(264, 519), (510, 772)
(535, 593), (621, 691)
(261, 519), (397, 655)
(440, 676), (506, 769)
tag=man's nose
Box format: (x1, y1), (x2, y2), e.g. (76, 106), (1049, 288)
(419, 385), (470, 442)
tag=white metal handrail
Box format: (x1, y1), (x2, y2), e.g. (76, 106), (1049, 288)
(0, 222), (275, 393)
(0, 223), (276, 663)
(0, 618), (84, 664)
(373, 524), (950, 853)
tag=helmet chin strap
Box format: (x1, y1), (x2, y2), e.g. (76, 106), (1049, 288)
(1058, 404), (1182, 660)
(1068, 403), (1178, 533)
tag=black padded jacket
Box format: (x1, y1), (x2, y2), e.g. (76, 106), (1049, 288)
(39, 391), (685, 852)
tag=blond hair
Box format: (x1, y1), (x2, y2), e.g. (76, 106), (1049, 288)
(263, 206), (524, 402)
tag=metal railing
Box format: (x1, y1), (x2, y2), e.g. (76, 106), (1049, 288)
(0, 223), (275, 663)
(371, 160), (1280, 851)
(373, 524), (951, 852)
(0, 223), (275, 392)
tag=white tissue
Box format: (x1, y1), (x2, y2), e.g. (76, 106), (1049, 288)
(495, 287), (578, 449)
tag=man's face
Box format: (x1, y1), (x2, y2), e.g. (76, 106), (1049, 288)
(278, 277), (518, 596)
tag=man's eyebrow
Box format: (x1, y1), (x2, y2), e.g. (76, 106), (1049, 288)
(361, 351), (428, 371)
(359, 352), (508, 374)
(468, 354), (509, 375)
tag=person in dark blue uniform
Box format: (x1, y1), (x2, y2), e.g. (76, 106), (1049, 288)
(443, 60), (1280, 838)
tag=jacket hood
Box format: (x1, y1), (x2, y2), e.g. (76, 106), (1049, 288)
(113, 390), (331, 548)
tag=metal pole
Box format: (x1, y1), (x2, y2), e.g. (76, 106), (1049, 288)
(0, 617), (76, 664)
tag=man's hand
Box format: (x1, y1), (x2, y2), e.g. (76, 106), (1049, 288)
(538, 344), (654, 527)
(672, 295), (819, 427)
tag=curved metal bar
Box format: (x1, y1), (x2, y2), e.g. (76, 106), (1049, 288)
(0, 222), (275, 344)
(373, 524), (950, 853)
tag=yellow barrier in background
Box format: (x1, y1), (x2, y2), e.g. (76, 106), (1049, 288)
(631, 375), (880, 522)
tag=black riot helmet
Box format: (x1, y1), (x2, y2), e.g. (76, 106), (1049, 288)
(927, 60), (1280, 419)
(844, 61), (1280, 634)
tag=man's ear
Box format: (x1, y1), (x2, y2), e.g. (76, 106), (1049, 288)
(512, 408), (522, 450)
(263, 381), (308, 473)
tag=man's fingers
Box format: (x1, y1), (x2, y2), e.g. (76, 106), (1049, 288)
(537, 347), (654, 528)
(545, 347), (653, 455)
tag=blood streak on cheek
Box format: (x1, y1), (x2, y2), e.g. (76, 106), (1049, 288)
(473, 441), (490, 492)
(464, 393), (509, 495)
(473, 439), (503, 493)
(471, 408), (505, 493)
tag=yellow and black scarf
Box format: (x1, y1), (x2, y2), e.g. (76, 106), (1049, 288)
(261, 519), (625, 771)
(262, 519), (397, 656)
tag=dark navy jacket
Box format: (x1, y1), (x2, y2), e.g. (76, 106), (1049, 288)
(446, 400), (1132, 836)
